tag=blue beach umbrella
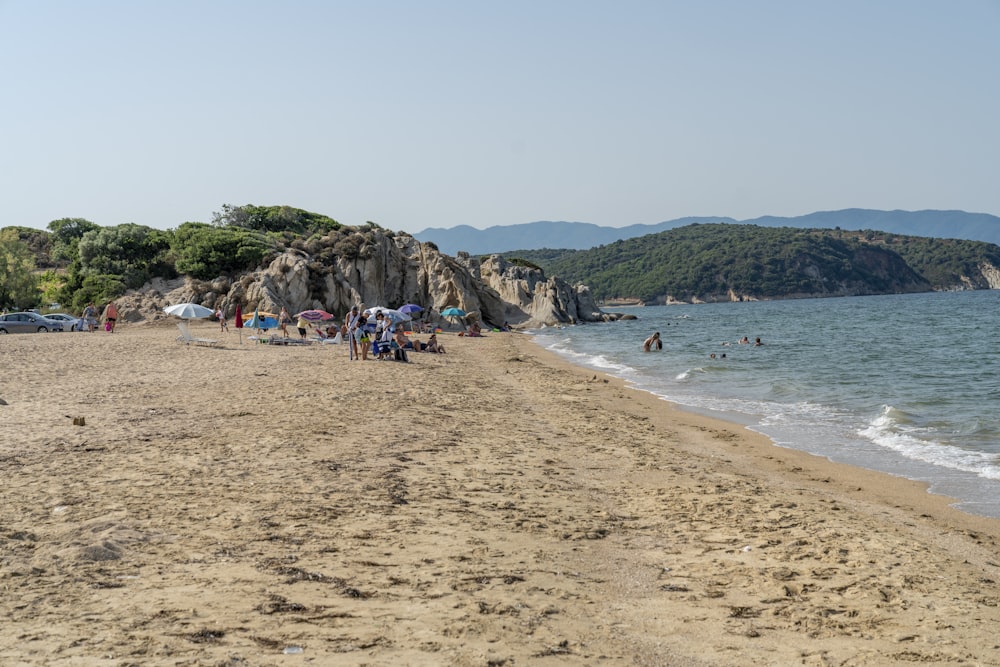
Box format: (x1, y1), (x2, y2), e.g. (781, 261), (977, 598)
(244, 310), (278, 331)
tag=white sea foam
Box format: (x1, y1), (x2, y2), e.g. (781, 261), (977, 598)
(542, 336), (635, 374)
(860, 406), (1000, 481)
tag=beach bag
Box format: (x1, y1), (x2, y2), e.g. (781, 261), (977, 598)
(104, 321), (112, 332)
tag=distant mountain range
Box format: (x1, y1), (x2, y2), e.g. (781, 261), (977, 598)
(414, 209), (1000, 256)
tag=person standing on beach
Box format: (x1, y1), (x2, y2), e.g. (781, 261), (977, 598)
(83, 302), (97, 332)
(103, 301), (118, 333)
(357, 314), (371, 360)
(216, 306), (228, 333)
(643, 331), (662, 352)
(346, 306), (360, 360)
(296, 313), (309, 339)
(278, 307), (291, 338)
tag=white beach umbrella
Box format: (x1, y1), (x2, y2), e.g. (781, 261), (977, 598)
(164, 303), (214, 319)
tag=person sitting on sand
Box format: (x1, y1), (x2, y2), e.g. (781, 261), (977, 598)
(426, 333), (445, 354)
(643, 331), (662, 352)
(394, 328), (415, 350)
(466, 321), (483, 337)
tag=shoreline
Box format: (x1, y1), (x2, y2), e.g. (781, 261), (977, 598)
(2, 324), (999, 665)
(530, 312), (1000, 523)
(521, 333), (999, 532)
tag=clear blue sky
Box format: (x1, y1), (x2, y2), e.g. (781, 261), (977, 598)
(3, 1), (998, 234)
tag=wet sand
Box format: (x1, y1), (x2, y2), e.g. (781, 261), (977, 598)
(2, 322), (999, 666)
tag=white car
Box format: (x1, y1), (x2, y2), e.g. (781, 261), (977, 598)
(44, 313), (85, 331)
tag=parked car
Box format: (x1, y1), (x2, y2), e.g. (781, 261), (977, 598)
(0, 312), (65, 333)
(44, 313), (85, 331)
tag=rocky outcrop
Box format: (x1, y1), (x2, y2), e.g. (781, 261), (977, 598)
(469, 255), (606, 327)
(980, 262), (1000, 289)
(957, 262), (1000, 290)
(121, 229), (606, 329)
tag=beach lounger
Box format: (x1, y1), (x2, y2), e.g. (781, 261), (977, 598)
(312, 331), (343, 344)
(176, 321), (219, 346)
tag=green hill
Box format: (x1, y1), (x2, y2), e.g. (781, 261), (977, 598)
(498, 224), (1000, 303)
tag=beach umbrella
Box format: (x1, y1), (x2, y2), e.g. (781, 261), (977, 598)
(234, 303), (243, 344)
(399, 304), (424, 332)
(376, 308), (412, 324)
(164, 303), (214, 319)
(244, 310), (278, 332)
(362, 306), (390, 318)
(242, 311), (277, 321)
(440, 306), (468, 330)
(296, 309), (335, 322)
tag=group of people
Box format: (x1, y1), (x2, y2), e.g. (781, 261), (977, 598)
(82, 301), (117, 333)
(211, 303), (458, 358)
(344, 306), (445, 361)
(644, 331), (764, 353)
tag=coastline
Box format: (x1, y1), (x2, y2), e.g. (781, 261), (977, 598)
(1, 324), (999, 665)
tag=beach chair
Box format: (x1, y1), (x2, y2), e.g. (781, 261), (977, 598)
(312, 331), (342, 345)
(176, 321), (219, 346)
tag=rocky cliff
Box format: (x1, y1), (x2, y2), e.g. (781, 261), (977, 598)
(118, 228), (607, 328)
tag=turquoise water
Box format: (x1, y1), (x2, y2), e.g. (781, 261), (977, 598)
(530, 290), (1000, 518)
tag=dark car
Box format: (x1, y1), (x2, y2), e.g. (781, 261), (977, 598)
(0, 312), (65, 333)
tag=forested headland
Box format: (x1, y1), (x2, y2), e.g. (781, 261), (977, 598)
(498, 223), (1000, 304)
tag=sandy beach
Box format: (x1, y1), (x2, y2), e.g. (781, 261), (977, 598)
(2, 322), (999, 666)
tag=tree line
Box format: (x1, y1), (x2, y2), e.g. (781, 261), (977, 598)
(0, 205), (341, 311)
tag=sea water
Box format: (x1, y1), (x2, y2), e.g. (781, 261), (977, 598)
(529, 290), (1000, 518)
